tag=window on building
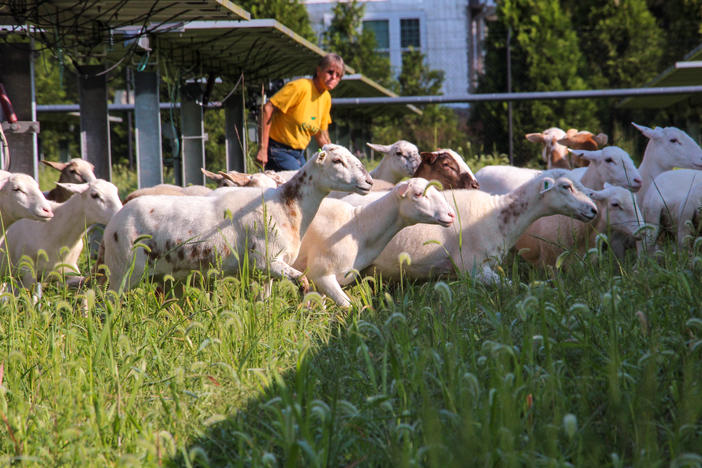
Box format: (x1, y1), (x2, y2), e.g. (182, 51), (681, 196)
(400, 18), (420, 48)
(363, 19), (390, 50)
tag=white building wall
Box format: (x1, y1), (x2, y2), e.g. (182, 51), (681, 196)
(302, 0), (471, 97)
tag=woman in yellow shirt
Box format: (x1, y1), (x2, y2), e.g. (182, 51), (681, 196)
(256, 53), (344, 171)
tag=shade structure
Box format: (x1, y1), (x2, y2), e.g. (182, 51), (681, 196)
(619, 43), (702, 109)
(0, 1), (250, 59)
(117, 19), (337, 82)
(112, 20), (415, 115)
(0, 0), (250, 29)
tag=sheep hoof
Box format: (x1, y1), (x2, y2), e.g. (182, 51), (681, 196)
(298, 275), (310, 295)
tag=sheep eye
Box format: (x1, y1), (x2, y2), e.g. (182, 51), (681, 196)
(670, 138), (679, 144)
(561, 184), (574, 192)
(91, 193), (100, 199)
(332, 158), (343, 165)
(605, 158), (613, 163)
(13, 187), (23, 193)
(414, 191), (422, 198)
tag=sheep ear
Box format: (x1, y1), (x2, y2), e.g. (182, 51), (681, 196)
(201, 168), (223, 182)
(56, 182), (90, 194)
(315, 150), (327, 164)
(573, 149), (601, 162)
(41, 160), (68, 171)
(594, 133), (608, 146)
(219, 171), (251, 186)
(632, 122), (657, 138)
(540, 178), (555, 194)
(366, 142), (392, 153)
(0, 177), (8, 190)
(420, 151), (439, 164)
(525, 132), (546, 144)
(587, 188), (605, 200)
(396, 181), (411, 198)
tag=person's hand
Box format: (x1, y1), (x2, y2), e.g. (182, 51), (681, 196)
(256, 147), (268, 168)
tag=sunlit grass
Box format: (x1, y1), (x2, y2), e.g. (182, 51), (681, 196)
(3, 162), (700, 466)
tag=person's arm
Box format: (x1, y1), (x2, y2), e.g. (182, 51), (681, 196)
(313, 129), (331, 147)
(256, 101), (275, 167)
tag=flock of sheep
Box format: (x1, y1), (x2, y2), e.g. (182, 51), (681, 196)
(1, 121), (701, 307)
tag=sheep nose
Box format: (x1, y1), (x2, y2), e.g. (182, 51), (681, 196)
(633, 177), (642, 186)
(589, 206), (598, 217)
(365, 176), (373, 186)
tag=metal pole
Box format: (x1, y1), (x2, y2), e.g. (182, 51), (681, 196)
(507, 26), (513, 165)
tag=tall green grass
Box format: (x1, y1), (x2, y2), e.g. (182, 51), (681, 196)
(1, 234), (701, 466)
(2, 162), (698, 466)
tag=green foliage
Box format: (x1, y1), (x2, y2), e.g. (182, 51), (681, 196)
(235, 0), (316, 42)
(322, 0), (393, 88)
(1, 219), (702, 465)
(471, 0), (599, 165)
(372, 48), (468, 153)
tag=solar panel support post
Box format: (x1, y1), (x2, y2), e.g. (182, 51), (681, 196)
(78, 65), (112, 181)
(134, 70), (164, 188)
(180, 83), (206, 186)
(224, 91), (247, 173)
(0, 42), (38, 177)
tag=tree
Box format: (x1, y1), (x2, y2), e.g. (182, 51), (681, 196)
(235, 0), (315, 42)
(470, 0), (599, 165)
(322, 0), (393, 88)
(372, 49), (468, 152)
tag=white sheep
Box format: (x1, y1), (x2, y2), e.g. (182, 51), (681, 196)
(0, 171), (54, 229)
(0, 179), (122, 287)
(124, 183), (212, 203)
(41, 158), (97, 202)
(293, 178), (455, 307)
(368, 140), (422, 183)
(641, 169), (702, 250)
(367, 170), (598, 282)
(477, 145), (639, 195)
(101, 144), (373, 293)
(516, 184), (644, 267)
(626, 123), (702, 251)
(475, 165), (541, 195)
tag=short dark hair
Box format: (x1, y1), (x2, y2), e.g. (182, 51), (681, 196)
(314, 53), (345, 79)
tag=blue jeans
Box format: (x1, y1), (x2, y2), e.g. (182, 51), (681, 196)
(265, 139), (306, 171)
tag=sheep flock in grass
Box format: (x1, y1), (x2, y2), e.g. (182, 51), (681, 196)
(2, 123), (702, 307)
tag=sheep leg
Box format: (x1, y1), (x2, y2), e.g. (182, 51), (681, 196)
(265, 257), (309, 291)
(313, 274), (352, 308)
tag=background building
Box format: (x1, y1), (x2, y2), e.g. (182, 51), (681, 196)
(302, 0), (496, 96)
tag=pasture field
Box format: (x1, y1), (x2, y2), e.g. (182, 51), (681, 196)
(0, 162), (698, 466)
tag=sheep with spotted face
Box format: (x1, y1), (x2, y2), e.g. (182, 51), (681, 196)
(366, 170), (598, 283)
(101, 144), (373, 293)
(0, 179), (122, 287)
(41, 158), (97, 202)
(293, 178), (455, 307)
(367, 140), (422, 183)
(0, 171), (53, 229)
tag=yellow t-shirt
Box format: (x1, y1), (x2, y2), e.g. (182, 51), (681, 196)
(269, 78), (332, 150)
